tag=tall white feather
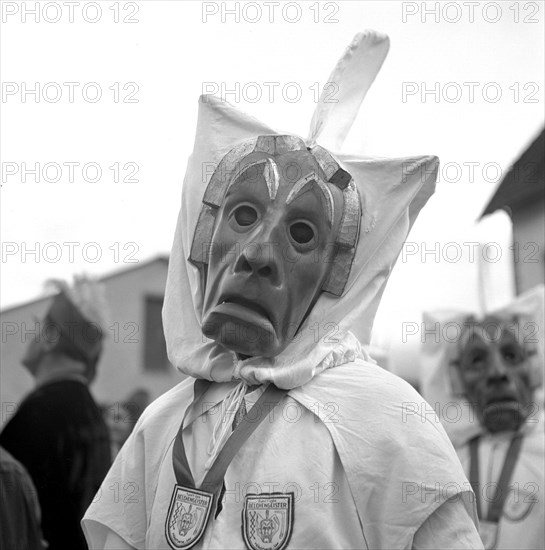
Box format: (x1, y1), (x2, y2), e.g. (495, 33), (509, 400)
(307, 31), (390, 151)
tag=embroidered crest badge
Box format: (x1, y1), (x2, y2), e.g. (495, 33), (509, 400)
(165, 485), (213, 549)
(242, 493), (294, 550)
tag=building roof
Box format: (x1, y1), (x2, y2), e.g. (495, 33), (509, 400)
(480, 128), (545, 218)
(1, 255), (169, 314)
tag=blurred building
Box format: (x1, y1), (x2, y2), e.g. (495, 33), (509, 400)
(481, 128), (545, 294)
(0, 256), (184, 428)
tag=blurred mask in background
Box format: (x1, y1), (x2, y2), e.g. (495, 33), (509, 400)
(456, 316), (538, 433)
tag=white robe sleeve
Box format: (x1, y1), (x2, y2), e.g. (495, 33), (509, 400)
(82, 527), (135, 550)
(81, 422), (150, 550)
(412, 496), (484, 549)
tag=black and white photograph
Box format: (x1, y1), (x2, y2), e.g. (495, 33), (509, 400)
(1, 1), (544, 549)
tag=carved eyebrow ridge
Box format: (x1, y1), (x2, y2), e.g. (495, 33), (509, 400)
(286, 172), (334, 225)
(227, 158), (280, 200)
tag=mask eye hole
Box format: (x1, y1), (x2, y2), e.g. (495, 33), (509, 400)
(463, 349), (486, 371)
(233, 205), (258, 227)
(502, 345), (520, 363)
(290, 222), (314, 244)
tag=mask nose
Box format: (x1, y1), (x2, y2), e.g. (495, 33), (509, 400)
(487, 350), (509, 384)
(234, 223), (282, 285)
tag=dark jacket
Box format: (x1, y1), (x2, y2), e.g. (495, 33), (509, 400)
(0, 379), (111, 550)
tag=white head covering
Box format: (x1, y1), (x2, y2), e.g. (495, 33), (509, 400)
(164, 31), (439, 390)
(420, 285), (545, 447)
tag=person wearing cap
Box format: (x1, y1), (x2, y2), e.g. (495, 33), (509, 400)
(0, 276), (112, 550)
(83, 32), (482, 549)
(420, 286), (544, 550)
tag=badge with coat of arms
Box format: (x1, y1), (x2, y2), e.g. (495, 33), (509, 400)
(165, 485), (213, 549)
(242, 493), (294, 550)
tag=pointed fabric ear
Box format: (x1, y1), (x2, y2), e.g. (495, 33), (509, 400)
(419, 310), (482, 447)
(420, 310), (472, 399)
(307, 30), (390, 151)
(492, 284), (544, 390)
(344, 155), (438, 276)
(448, 359), (466, 398)
(448, 313), (480, 397)
(316, 154), (437, 346)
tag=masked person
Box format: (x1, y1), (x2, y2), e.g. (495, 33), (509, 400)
(0, 276), (112, 550)
(420, 286), (544, 550)
(83, 32), (482, 549)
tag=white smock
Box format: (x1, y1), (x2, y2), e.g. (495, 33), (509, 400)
(84, 31), (482, 549)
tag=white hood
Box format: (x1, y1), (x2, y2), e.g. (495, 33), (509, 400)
(163, 31), (439, 389)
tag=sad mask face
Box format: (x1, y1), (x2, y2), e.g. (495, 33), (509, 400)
(191, 136), (361, 358)
(457, 317), (537, 433)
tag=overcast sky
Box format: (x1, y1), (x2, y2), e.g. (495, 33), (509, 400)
(1, 1), (544, 375)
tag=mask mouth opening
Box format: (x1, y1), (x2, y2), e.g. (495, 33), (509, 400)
(482, 400), (527, 432)
(488, 395), (517, 403)
(483, 390), (520, 406)
(220, 296), (271, 324)
(484, 398), (519, 413)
